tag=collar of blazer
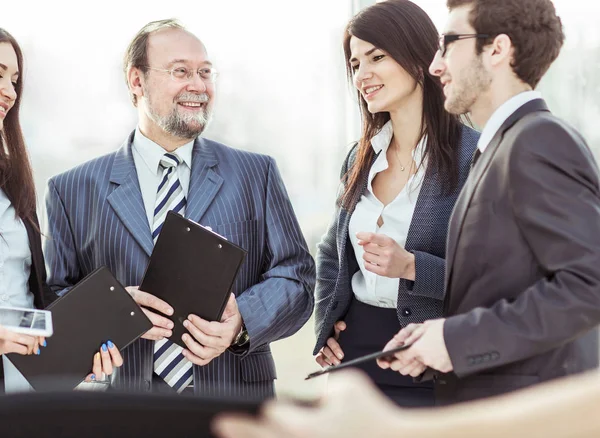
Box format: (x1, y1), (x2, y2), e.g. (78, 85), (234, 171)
(107, 131), (223, 257)
(443, 99), (550, 301)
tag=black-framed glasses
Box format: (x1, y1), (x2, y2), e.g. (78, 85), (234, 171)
(438, 34), (489, 57)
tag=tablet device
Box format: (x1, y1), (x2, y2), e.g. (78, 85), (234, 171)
(305, 344), (411, 380)
(140, 211), (247, 349)
(0, 306), (53, 337)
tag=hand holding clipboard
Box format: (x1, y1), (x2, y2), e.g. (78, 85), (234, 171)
(305, 343), (412, 380)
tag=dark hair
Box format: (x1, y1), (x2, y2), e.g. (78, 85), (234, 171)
(447, 0), (564, 88)
(341, 0), (462, 211)
(0, 28), (36, 225)
(123, 18), (185, 106)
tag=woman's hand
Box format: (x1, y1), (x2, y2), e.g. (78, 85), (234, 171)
(84, 341), (124, 383)
(0, 325), (41, 356)
(356, 232), (415, 280)
(315, 321), (346, 367)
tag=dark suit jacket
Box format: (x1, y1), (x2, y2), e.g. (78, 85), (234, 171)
(44, 132), (315, 399)
(314, 126), (479, 353)
(438, 99), (600, 404)
(0, 213), (57, 389)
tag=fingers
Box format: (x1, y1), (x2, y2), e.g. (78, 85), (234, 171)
(140, 308), (173, 340)
(183, 318), (228, 351)
(400, 323), (426, 346)
(92, 352), (102, 380)
(181, 333), (219, 366)
(99, 343), (113, 376)
(187, 314), (227, 338)
(333, 320), (346, 337)
(393, 324), (421, 344)
(127, 287), (173, 316)
(356, 232), (392, 247)
(107, 340), (124, 368)
(326, 337), (344, 362)
(315, 352), (329, 368)
(1, 340), (29, 355)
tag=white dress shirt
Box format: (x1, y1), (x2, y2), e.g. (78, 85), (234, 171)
(477, 90), (542, 153)
(132, 127), (194, 227)
(349, 121), (427, 308)
(0, 188), (35, 393)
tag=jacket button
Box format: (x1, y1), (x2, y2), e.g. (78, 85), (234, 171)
(331, 301), (338, 310)
(467, 357), (476, 366)
(401, 307), (412, 317)
(483, 353), (491, 362)
(491, 352), (500, 360)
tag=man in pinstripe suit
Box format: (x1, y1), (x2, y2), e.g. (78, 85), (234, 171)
(43, 19), (315, 399)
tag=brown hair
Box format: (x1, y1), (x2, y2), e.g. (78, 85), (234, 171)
(447, 0), (564, 88)
(341, 0), (462, 211)
(0, 29), (36, 225)
(123, 18), (185, 106)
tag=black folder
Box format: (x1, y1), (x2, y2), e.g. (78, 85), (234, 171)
(140, 211), (247, 349)
(8, 267), (152, 391)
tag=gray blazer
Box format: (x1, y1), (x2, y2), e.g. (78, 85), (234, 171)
(44, 132), (315, 399)
(314, 126), (479, 354)
(440, 99), (600, 404)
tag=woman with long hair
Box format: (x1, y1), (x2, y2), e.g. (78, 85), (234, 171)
(0, 28), (122, 392)
(313, 0), (479, 406)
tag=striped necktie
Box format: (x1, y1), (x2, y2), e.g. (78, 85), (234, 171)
(152, 153), (193, 393)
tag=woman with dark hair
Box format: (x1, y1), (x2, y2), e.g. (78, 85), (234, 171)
(313, 0), (479, 407)
(0, 28), (122, 392)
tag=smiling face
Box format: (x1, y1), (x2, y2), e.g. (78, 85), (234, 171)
(0, 42), (19, 131)
(349, 36), (420, 115)
(429, 5), (491, 115)
(134, 28), (215, 141)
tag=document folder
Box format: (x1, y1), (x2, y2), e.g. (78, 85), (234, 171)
(8, 267), (152, 391)
(140, 211), (247, 349)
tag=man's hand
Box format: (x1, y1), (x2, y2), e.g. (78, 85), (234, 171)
(126, 286), (174, 341)
(378, 319), (453, 375)
(356, 232), (416, 280)
(213, 370), (408, 438)
(84, 341), (124, 383)
(315, 321), (346, 367)
(181, 293), (243, 366)
(0, 325), (41, 355)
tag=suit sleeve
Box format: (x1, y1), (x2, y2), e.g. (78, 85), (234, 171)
(235, 158), (316, 355)
(44, 178), (81, 296)
(403, 251), (446, 300)
(445, 119), (600, 377)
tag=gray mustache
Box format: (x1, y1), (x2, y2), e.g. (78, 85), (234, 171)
(176, 93), (209, 103)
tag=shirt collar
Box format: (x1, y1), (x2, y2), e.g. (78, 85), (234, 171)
(133, 127), (195, 175)
(477, 90), (542, 153)
(370, 120), (427, 164)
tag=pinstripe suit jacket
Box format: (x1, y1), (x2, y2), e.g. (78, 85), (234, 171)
(44, 131), (315, 399)
(314, 126), (479, 354)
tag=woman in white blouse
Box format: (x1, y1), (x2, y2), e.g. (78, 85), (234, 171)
(0, 28), (122, 392)
(312, 0), (479, 406)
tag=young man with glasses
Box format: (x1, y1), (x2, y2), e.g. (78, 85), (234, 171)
(43, 19), (315, 398)
(378, 0), (600, 405)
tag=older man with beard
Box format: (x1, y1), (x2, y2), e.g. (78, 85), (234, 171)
(43, 19), (315, 399)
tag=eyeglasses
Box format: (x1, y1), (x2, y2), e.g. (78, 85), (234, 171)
(145, 66), (219, 83)
(438, 34), (490, 57)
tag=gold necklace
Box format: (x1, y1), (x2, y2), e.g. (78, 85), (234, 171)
(393, 141), (408, 172)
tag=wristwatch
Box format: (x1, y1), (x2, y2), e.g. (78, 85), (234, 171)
(233, 323), (250, 347)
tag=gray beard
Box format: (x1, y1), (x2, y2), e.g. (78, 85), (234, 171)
(144, 89), (213, 140)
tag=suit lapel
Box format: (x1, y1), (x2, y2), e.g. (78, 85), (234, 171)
(445, 99), (550, 289)
(107, 132), (154, 257)
(186, 138), (224, 223)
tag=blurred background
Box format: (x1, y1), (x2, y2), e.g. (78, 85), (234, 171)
(3, 0), (599, 398)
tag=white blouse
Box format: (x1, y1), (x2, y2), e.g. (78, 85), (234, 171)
(349, 121), (427, 308)
(0, 187), (35, 393)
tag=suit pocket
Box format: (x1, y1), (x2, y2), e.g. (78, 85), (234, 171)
(216, 220), (258, 251)
(240, 350), (277, 382)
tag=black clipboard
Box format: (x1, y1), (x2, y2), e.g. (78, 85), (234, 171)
(305, 344), (412, 380)
(8, 267), (153, 391)
(140, 211), (247, 349)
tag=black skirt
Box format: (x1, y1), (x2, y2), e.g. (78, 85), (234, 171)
(336, 297), (434, 407)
